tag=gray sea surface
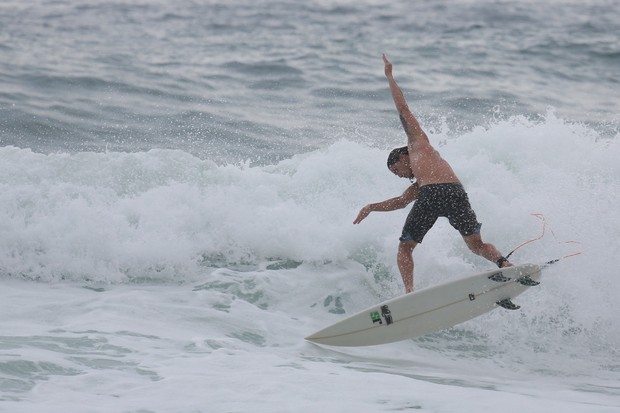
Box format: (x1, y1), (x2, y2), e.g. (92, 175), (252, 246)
(1, 0), (618, 164)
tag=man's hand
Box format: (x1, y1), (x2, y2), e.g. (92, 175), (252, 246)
(383, 53), (393, 78)
(353, 205), (373, 224)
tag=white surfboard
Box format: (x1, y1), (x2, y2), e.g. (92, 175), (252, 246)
(305, 263), (542, 347)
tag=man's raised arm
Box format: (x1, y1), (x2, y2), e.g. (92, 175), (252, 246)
(382, 54), (429, 147)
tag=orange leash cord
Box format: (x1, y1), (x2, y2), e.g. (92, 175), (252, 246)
(505, 213), (584, 264)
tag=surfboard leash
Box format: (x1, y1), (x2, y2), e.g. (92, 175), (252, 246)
(504, 213), (583, 266)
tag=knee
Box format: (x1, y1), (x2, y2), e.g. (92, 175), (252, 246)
(398, 240), (416, 255)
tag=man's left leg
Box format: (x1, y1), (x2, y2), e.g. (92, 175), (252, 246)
(463, 233), (512, 268)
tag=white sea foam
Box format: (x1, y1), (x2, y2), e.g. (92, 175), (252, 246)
(1, 113), (619, 411)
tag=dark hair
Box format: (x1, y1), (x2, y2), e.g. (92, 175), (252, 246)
(387, 146), (408, 168)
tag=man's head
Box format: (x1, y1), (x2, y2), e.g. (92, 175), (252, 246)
(387, 146), (415, 179)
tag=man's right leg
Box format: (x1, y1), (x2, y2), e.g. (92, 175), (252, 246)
(397, 240), (417, 293)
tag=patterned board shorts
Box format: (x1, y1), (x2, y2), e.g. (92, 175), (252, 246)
(400, 183), (482, 244)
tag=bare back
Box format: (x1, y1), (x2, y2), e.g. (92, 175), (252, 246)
(408, 137), (460, 187)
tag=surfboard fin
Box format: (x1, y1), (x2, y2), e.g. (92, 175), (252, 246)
(517, 275), (540, 286)
(496, 298), (520, 310)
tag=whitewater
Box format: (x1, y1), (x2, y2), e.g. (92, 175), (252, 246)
(1, 0), (619, 411)
(1, 113), (619, 412)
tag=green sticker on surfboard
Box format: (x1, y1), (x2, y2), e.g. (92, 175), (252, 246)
(370, 311), (382, 324)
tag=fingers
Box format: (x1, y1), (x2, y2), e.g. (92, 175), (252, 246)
(353, 208), (370, 224)
(382, 53), (392, 76)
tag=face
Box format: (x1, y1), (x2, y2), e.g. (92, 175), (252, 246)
(389, 155), (415, 179)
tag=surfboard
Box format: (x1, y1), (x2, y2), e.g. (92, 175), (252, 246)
(305, 263), (541, 347)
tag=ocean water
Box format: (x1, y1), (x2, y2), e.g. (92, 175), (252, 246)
(1, 0), (619, 412)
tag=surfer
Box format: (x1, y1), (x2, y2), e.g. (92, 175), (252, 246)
(354, 54), (512, 294)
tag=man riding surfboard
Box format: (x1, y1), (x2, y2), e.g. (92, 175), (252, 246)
(354, 54), (512, 293)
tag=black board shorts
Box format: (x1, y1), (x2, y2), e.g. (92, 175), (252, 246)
(400, 183), (482, 244)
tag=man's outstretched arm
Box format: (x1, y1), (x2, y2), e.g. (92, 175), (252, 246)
(353, 183), (419, 224)
(383, 54), (429, 147)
